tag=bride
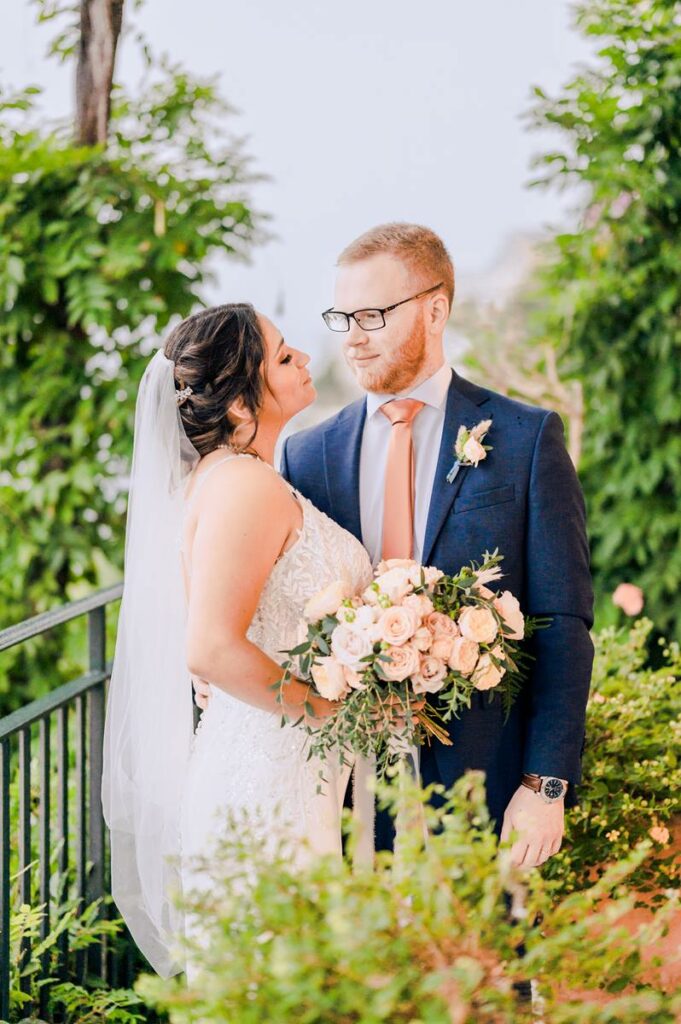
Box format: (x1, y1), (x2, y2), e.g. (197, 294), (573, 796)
(102, 303), (373, 979)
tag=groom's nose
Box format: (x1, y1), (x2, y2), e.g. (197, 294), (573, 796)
(345, 322), (370, 349)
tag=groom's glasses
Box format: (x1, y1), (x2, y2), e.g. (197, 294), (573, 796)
(321, 281), (444, 333)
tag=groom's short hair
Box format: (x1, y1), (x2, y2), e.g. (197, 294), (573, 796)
(337, 223), (455, 310)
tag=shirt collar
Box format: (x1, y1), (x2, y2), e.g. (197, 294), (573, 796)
(366, 362), (452, 420)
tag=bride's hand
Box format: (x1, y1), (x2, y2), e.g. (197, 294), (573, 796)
(191, 674), (211, 710)
(298, 691), (341, 729)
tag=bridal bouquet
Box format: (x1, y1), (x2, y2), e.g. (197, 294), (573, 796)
(277, 550), (547, 778)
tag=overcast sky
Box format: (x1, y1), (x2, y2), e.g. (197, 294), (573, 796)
(4, 1), (593, 366)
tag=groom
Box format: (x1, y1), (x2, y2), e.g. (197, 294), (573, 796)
(280, 223), (594, 868)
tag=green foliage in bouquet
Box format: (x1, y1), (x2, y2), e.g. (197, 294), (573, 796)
(541, 617), (680, 901)
(137, 770), (680, 1024)
(0, 59), (264, 714)
(526, 0), (681, 638)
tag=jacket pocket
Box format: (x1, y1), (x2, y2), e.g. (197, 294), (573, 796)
(453, 483), (515, 515)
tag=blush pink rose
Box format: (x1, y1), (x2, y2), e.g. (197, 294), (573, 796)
(430, 635), (456, 662)
(376, 558), (419, 575)
(425, 611), (459, 639)
(381, 643), (421, 682)
(411, 626), (433, 652)
(458, 605), (498, 645)
(402, 592), (435, 618)
(447, 636), (479, 677)
(471, 651), (506, 691)
(311, 657), (350, 700)
(493, 591), (525, 640)
(412, 656), (448, 694)
(330, 623), (374, 670)
(612, 583), (644, 616)
(377, 605), (420, 646)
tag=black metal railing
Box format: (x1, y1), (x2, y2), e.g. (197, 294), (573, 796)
(0, 584), (136, 1021)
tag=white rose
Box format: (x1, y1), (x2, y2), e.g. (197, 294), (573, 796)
(458, 605), (498, 645)
(330, 623), (374, 670)
(304, 579), (352, 622)
(462, 435), (487, 466)
(494, 591), (525, 641)
(311, 657), (350, 700)
(354, 604), (380, 628)
(374, 567), (413, 603)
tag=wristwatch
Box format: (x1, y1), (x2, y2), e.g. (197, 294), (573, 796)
(521, 773), (568, 803)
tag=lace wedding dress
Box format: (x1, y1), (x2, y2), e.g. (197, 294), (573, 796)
(177, 453), (373, 971)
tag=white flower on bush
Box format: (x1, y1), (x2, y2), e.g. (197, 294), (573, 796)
(458, 605), (498, 645)
(493, 591), (524, 640)
(376, 605), (420, 646)
(304, 579), (352, 622)
(448, 636), (479, 677)
(412, 655), (448, 694)
(311, 657), (350, 700)
(330, 623), (374, 670)
(381, 643), (421, 682)
(374, 566), (414, 603)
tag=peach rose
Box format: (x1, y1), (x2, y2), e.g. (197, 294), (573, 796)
(448, 636), (479, 677)
(425, 611), (459, 638)
(304, 579), (352, 622)
(430, 635), (456, 662)
(330, 623), (374, 670)
(494, 591), (524, 640)
(377, 605), (420, 646)
(381, 643), (421, 682)
(458, 605), (498, 645)
(411, 626), (433, 652)
(376, 558), (419, 575)
(343, 666), (367, 691)
(473, 584), (495, 600)
(402, 592), (435, 618)
(311, 657), (350, 700)
(462, 435), (486, 465)
(412, 656), (448, 695)
(471, 651), (505, 690)
(612, 583), (644, 616)
(375, 567), (414, 603)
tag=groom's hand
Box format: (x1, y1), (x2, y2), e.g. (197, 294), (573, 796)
(192, 674), (211, 710)
(500, 785), (564, 869)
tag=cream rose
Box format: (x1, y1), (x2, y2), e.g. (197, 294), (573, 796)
(377, 605), (420, 646)
(458, 605), (498, 645)
(494, 591), (525, 640)
(471, 651), (506, 691)
(376, 558), (418, 575)
(381, 643), (421, 682)
(375, 567), (413, 603)
(402, 592), (435, 618)
(343, 666), (367, 691)
(425, 611), (459, 638)
(311, 657), (350, 700)
(430, 635), (456, 662)
(330, 623), (374, 670)
(462, 435), (486, 466)
(448, 636), (479, 677)
(303, 579), (352, 622)
(412, 656), (448, 694)
(408, 565), (445, 589)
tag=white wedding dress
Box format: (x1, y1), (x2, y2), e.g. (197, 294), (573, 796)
(177, 453), (373, 971)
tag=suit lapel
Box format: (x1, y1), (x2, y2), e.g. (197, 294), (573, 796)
(422, 372), (490, 566)
(322, 397), (366, 542)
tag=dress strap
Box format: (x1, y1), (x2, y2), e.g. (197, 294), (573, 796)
(184, 453), (255, 510)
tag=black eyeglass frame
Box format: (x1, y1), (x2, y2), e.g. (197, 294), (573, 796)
(321, 281), (445, 332)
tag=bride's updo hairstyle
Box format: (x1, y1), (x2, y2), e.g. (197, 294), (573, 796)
(164, 303), (266, 456)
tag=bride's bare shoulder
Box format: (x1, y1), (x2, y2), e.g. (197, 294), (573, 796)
(192, 454), (291, 514)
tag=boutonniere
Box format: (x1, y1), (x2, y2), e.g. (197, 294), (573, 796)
(446, 418), (493, 483)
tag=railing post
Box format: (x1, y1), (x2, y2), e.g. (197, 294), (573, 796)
(19, 726), (33, 998)
(87, 606), (106, 980)
(0, 737), (11, 1021)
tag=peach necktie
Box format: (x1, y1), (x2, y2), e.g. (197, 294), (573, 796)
(380, 398), (425, 560)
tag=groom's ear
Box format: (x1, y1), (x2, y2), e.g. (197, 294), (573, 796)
(428, 290), (450, 332)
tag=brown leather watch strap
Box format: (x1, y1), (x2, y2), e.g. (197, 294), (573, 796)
(520, 773), (542, 792)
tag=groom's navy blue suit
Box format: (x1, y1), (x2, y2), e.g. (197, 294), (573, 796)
(281, 368), (594, 847)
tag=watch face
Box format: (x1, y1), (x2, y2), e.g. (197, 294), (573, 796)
(543, 778), (565, 800)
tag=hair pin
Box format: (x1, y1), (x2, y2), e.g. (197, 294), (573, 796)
(175, 384), (193, 406)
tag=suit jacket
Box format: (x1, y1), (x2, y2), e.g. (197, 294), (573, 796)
(281, 369), (594, 837)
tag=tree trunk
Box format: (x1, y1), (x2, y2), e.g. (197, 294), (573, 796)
(75, 0), (124, 145)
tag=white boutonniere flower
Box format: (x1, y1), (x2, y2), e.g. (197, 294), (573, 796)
(446, 418), (493, 483)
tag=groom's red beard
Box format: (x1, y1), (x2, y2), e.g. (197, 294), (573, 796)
(355, 317), (428, 394)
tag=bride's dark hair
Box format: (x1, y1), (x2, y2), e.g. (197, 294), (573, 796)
(163, 303), (266, 456)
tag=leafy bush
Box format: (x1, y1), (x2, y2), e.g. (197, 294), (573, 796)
(137, 771), (679, 1024)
